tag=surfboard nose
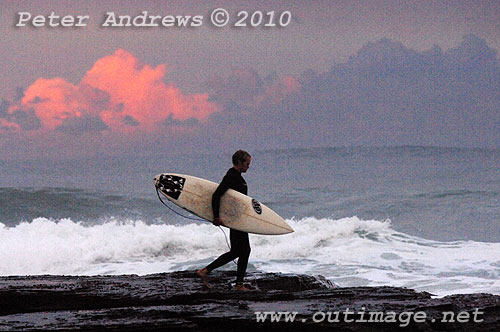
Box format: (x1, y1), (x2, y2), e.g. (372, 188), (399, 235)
(278, 221), (294, 234)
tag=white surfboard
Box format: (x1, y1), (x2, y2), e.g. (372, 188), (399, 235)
(154, 173), (294, 235)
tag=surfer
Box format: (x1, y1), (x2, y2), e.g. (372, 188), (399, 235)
(197, 150), (252, 291)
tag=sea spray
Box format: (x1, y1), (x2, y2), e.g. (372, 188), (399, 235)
(1, 216), (499, 297)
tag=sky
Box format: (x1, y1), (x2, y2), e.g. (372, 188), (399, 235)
(0, 0), (499, 159)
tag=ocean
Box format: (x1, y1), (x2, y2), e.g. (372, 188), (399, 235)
(0, 146), (499, 297)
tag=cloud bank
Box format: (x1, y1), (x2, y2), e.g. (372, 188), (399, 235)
(203, 34), (499, 149)
(1, 35), (498, 158)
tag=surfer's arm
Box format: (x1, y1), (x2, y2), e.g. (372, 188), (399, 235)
(212, 174), (233, 219)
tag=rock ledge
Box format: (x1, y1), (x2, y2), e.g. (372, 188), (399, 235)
(0, 271), (499, 331)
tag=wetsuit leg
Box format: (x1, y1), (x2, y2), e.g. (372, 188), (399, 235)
(205, 229), (251, 282)
(206, 250), (238, 272)
(230, 229), (251, 283)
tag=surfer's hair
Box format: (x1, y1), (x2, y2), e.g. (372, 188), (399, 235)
(232, 150), (251, 165)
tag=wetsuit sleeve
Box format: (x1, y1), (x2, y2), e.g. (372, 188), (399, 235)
(212, 173), (234, 219)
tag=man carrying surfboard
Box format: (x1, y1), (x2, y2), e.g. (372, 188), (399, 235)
(197, 150), (252, 291)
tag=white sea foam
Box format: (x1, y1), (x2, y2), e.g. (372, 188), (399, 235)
(1, 216), (499, 297)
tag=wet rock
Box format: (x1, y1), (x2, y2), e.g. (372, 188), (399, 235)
(0, 271), (498, 331)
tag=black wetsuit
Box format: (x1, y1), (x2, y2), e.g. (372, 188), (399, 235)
(206, 167), (250, 283)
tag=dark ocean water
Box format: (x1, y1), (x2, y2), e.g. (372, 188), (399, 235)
(1, 147), (499, 296)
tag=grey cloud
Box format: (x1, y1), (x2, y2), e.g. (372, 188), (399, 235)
(207, 35), (499, 149)
(9, 108), (41, 131)
(123, 115), (140, 127)
(0, 99), (42, 131)
(56, 114), (109, 134)
(0, 99), (9, 117)
(14, 87), (24, 102)
(163, 114), (199, 127)
(208, 67), (264, 106)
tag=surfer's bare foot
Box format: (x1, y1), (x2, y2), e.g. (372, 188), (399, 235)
(196, 268), (211, 288)
(235, 283), (250, 291)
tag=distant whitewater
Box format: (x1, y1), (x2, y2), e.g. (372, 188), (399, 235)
(0, 147), (499, 297)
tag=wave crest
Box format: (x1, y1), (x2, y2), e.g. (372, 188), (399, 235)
(1, 216), (500, 298)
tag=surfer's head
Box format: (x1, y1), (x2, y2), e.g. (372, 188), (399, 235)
(233, 150), (251, 173)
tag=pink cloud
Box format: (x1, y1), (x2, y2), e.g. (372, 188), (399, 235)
(5, 49), (219, 134)
(82, 49), (219, 131)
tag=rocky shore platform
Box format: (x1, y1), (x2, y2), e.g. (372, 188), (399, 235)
(0, 271), (499, 331)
